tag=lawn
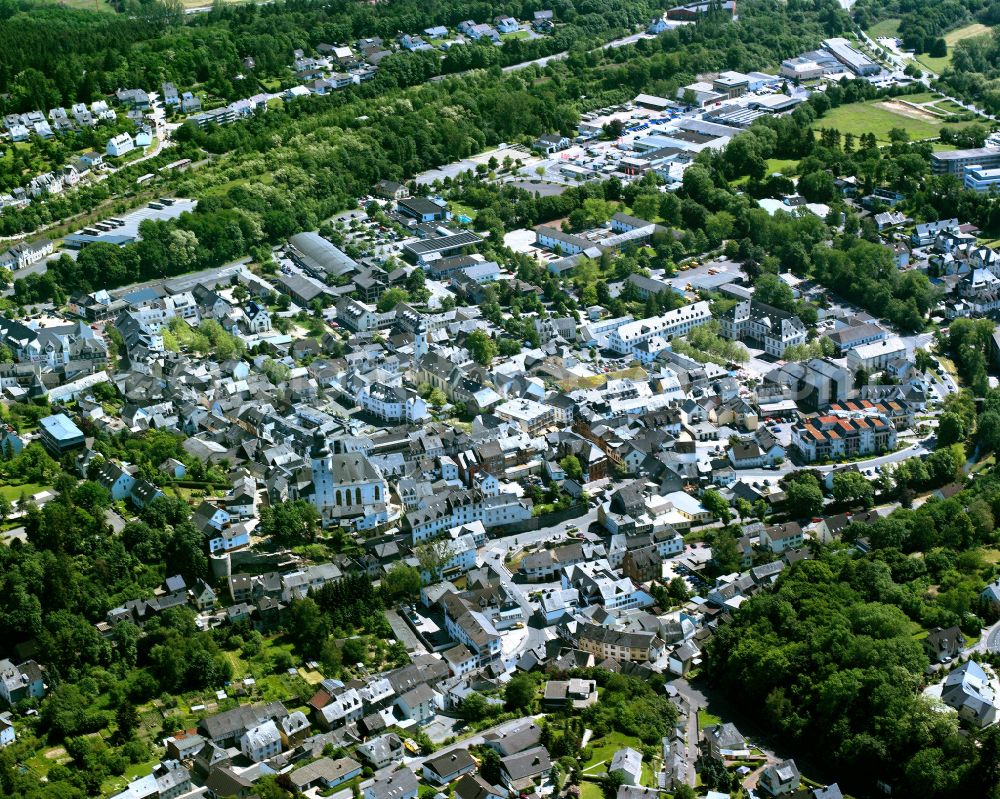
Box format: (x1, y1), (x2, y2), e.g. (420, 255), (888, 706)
(814, 100), (972, 144)
(697, 708), (722, 728)
(867, 19), (901, 39)
(500, 30), (531, 40)
(0, 481), (50, 502)
(765, 157), (798, 176)
(903, 91), (940, 104)
(101, 755), (163, 796)
(582, 731), (643, 774)
(579, 782), (604, 799)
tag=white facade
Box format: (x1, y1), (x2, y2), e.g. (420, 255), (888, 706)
(106, 133), (135, 157)
(240, 719), (283, 762)
(846, 337), (906, 373)
(608, 302), (711, 354)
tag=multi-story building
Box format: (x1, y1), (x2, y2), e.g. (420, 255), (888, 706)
(574, 623), (664, 663)
(494, 398), (556, 435)
(792, 412), (896, 463)
(357, 383), (429, 424)
(608, 302), (711, 354)
(932, 147), (1000, 176)
(719, 300), (805, 357)
(845, 337), (906, 373)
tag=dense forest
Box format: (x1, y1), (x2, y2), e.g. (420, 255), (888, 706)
(939, 29), (1000, 115)
(706, 542), (1000, 798)
(0, 0), (653, 113)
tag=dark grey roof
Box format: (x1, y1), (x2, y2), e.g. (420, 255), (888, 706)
(289, 232), (359, 277)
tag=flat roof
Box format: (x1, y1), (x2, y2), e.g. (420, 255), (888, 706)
(404, 231), (483, 255)
(933, 147), (1000, 161)
(40, 413), (84, 442)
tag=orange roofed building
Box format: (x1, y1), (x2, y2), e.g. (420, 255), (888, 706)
(791, 411), (897, 463)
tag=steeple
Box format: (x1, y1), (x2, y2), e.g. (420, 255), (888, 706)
(414, 320), (428, 360)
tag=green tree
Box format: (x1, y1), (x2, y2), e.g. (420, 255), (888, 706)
(465, 330), (497, 366)
(832, 471), (874, 508)
(415, 538), (455, 582)
(377, 287), (409, 312)
(601, 770), (625, 799)
(382, 563), (422, 602)
(559, 455), (583, 481)
(505, 673), (536, 711)
(115, 701), (140, 742)
(710, 530), (741, 574)
(785, 480), (824, 519)
(701, 489), (731, 524)
(936, 412), (965, 447)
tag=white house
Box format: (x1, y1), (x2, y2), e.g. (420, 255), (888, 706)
(0, 713), (14, 747)
(609, 748), (643, 785)
(106, 132), (135, 157)
(240, 719), (283, 762)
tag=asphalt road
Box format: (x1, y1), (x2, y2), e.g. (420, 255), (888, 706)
(501, 31), (653, 73)
(981, 621), (1000, 654)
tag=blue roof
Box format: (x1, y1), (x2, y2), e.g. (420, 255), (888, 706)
(63, 233), (135, 248)
(122, 287), (162, 304)
(40, 413), (84, 442)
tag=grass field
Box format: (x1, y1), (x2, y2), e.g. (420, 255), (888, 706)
(37, 0), (116, 11)
(917, 23), (993, 74)
(698, 708), (722, 728)
(0, 482), (49, 502)
(867, 18), (901, 39)
(582, 731), (644, 774)
(814, 100), (973, 144)
(765, 157), (799, 176)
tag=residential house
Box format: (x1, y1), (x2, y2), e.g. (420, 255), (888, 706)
(758, 760), (801, 796)
(923, 626), (966, 663)
(364, 769), (419, 799)
(422, 749), (477, 785)
(609, 748), (643, 785)
(941, 660), (999, 728)
(357, 734), (405, 769)
(0, 658), (46, 705)
(287, 757), (363, 792)
(542, 678), (597, 710)
(394, 683), (437, 725)
(702, 723), (745, 760)
(499, 746), (552, 793)
(240, 719), (283, 762)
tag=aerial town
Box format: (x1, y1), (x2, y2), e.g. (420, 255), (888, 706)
(1, 2), (1000, 799)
